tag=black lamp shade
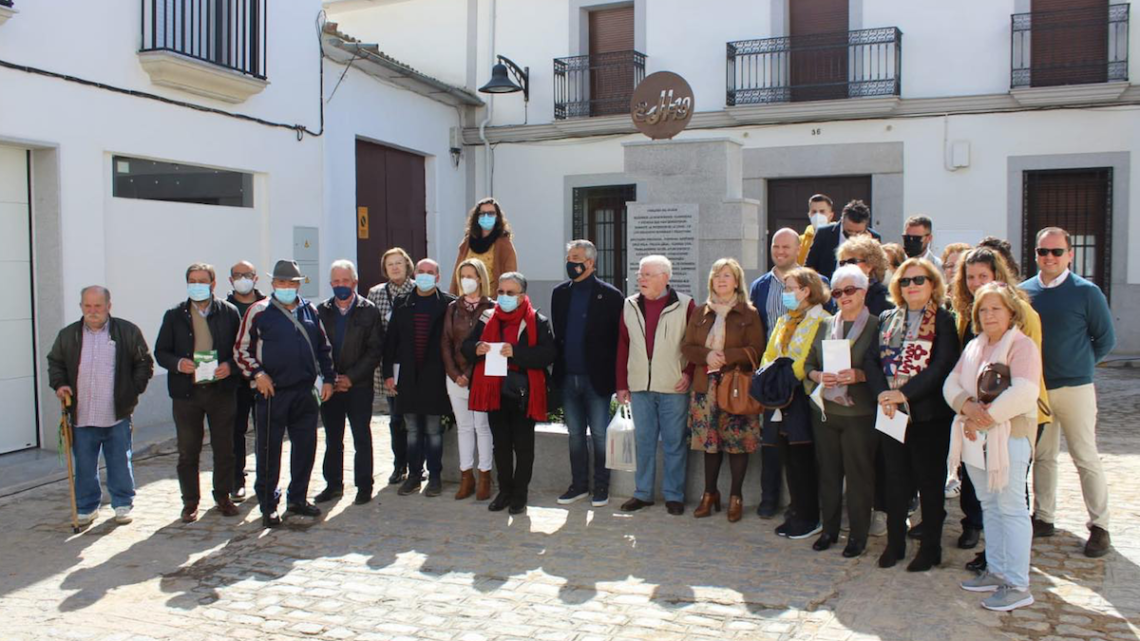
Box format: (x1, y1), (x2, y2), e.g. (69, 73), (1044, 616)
(479, 63), (523, 94)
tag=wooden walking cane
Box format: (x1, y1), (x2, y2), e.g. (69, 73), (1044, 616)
(60, 396), (80, 533)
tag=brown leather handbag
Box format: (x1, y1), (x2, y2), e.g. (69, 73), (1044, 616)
(977, 362), (1012, 404)
(718, 347), (764, 415)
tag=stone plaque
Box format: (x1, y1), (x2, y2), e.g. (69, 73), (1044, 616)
(630, 72), (694, 140)
(626, 204), (700, 297)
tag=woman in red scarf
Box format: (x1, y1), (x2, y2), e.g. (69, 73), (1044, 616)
(463, 272), (556, 514)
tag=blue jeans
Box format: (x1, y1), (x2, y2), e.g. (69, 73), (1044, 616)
(72, 418), (135, 514)
(406, 414), (443, 480)
(630, 391), (690, 503)
(562, 374), (612, 492)
(967, 436), (1032, 589)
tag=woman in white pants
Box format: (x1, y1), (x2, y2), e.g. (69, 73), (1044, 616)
(441, 259), (495, 499)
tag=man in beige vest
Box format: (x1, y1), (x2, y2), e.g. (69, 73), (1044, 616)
(616, 255), (696, 515)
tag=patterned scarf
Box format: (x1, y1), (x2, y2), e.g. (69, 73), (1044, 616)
(778, 306), (808, 354)
(879, 301), (938, 389)
(823, 306), (870, 407)
(704, 296), (736, 352)
(468, 295), (548, 422)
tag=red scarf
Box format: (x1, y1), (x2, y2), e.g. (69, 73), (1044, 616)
(469, 295), (548, 422)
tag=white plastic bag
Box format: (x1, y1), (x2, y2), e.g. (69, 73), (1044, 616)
(605, 404), (637, 472)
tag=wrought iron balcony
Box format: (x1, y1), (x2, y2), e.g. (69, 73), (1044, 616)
(1011, 4), (1129, 88)
(554, 50), (646, 119)
(140, 0), (268, 79)
(726, 27), (901, 106)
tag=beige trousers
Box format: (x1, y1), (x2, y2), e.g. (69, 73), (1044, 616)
(1032, 384), (1109, 529)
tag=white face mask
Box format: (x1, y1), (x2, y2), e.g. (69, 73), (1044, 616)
(810, 213), (829, 230)
(460, 278), (479, 295)
(233, 277), (254, 295)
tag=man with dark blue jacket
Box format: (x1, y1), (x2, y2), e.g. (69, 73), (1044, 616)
(804, 200), (881, 281)
(236, 260), (335, 528)
(551, 240), (624, 508)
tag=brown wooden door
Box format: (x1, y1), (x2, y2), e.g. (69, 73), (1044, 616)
(766, 175), (872, 268)
(588, 6), (635, 116)
(1023, 168), (1112, 301)
(355, 139), (426, 295)
(573, 184), (635, 290)
(790, 0), (849, 101)
(1031, 0), (1108, 87)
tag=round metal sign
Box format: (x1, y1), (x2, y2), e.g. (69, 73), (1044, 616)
(630, 71), (694, 140)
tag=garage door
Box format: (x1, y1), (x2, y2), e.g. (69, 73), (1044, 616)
(0, 145), (37, 454)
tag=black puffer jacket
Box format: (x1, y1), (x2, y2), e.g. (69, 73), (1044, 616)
(48, 317), (154, 422)
(154, 297), (242, 398)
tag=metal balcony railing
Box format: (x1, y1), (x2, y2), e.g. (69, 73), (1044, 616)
(1011, 4), (1129, 88)
(554, 50), (646, 119)
(140, 0), (268, 79)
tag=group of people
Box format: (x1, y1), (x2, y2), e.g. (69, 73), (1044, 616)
(48, 195), (1116, 613)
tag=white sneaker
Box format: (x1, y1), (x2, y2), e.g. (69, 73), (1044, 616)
(76, 511), (97, 526)
(113, 506), (133, 524)
(945, 478), (962, 499)
(868, 511), (888, 537)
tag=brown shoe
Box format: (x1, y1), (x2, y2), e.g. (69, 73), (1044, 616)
(476, 470), (492, 501)
(620, 497), (654, 512)
(1085, 526), (1111, 558)
(181, 504), (199, 523)
(727, 495), (743, 523)
(216, 498), (240, 517)
(455, 470), (476, 500)
(693, 492), (721, 518)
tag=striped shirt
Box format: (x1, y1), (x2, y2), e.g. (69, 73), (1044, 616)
(764, 270), (787, 339)
(76, 323), (118, 427)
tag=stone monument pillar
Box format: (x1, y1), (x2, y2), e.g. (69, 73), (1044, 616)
(623, 137), (760, 302)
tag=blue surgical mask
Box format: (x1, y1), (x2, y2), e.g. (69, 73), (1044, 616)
(478, 214), (497, 231)
(497, 294), (519, 313)
(274, 287), (298, 305)
(187, 283), (211, 302)
(333, 285), (354, 301)
(781, 292), (800, 310)
(414, 273), (437, 292)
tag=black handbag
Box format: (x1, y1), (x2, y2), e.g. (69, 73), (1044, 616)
(502, 370), (530, 402)
(977, 362), (1011, 404)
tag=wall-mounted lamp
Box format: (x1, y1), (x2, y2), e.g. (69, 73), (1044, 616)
(478, 55), (529, 103)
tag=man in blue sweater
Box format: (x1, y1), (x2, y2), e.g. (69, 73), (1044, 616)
(1020, 227), (1116, 558)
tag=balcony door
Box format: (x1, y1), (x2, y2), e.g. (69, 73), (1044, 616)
(789, 0), (849, 101)
(588, 5), (635, 116)
(1030, 0), (1109, 87)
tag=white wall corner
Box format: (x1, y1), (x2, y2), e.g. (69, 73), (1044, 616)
(137, 50), (269, 104)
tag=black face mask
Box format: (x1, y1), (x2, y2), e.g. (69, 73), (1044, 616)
(566, 261), (587, 280)
(903, 235), (926, 258)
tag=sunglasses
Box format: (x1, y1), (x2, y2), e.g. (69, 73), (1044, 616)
(1035, 247), (1066, 257)
(838, 258), (866, 266)
(831, 286), (865, 299)
(898, 275), (929, 287)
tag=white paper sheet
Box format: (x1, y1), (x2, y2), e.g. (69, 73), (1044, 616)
(809, 382), (825, 412)
(484, 342), (508, 377)
(875, 405), (908, 443)
(195, 359), (218, 383)
(822, 339), (851, 374)
(962, 427), (987, 469)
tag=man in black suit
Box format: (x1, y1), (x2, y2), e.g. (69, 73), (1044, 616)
(804, 199), (881, 281)
(551, 239), (625, 508)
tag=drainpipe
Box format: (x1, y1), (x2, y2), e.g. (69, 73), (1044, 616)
(478, 0), (497, 197)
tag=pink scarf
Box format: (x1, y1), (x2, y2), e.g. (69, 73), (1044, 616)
(948, 327), (1021, 492)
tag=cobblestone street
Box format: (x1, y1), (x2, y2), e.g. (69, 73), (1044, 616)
(1, 368), (1137, 641)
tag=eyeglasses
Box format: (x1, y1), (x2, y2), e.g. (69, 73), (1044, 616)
(898, 275), (929, 287)
(831, 286), (865, 299)
(231, 272), (255, 279)
(1035, 247), (1066, 257)
(838, 258), (866, 266)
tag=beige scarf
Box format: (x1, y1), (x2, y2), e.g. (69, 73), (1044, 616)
(704, 297), (735, 352)
(948, 327), (1020, 492)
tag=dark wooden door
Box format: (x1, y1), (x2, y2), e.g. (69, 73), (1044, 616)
(573, 184), (635, 290)
(789, 0), (849, 101)
(588, 5), (635, 116)
(355, 139), (426, 295)
(1023, 168), (1112, 301)
(1031, 0), (1108, 87)
(766, 175), (872, 268)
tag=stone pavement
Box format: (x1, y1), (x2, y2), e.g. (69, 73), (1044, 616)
(1, 368), (1137, 641)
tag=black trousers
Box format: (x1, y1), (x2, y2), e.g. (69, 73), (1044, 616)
(232, 382), (256, 490)
(172, 383), (237, 505)
(488, 400), (536, 500)
(388, 394), (408, 474)
(881, 416), (952, 555)
(813, 413), (877, 541)
(254, 385), (319, 514)
(319, 384), (375, 490)
(760, 445), (782, 506)
(776, 436), (819, 528)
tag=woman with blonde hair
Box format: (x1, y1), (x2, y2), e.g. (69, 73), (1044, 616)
(945, 282), (1041, 611)
(441, 258), (495, 500)
(837, 235), (894, 316)
(681, 258), (765, 522)
(941, 242), (972, 291)
(449, 197), (518, 295)
(367, 247), (417, 484)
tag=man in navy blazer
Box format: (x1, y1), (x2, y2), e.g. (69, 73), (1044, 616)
(804, 199), (881, 281)
(550, 239), (625, 508)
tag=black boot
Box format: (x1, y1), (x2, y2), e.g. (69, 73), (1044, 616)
(906, 546), (942, 572)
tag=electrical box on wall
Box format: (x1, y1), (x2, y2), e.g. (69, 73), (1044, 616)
(951, 141), (971, 169)
(293, 226), (320, 299)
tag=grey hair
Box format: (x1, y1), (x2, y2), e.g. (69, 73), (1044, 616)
(329, 259), (358, 280)
(565, 239), (598, 262)
(499, 271), (528, 293)
(831, 265), (869, 291)
(639, 255), (673, 278)
(80, 285), (111, 303)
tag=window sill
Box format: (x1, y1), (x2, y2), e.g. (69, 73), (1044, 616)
(137, 50), (268, 104)
(1010, 81), (1129, 107)
(0, 5), (17, 26)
